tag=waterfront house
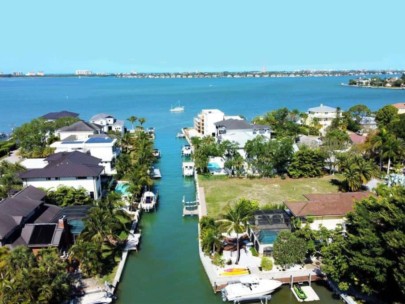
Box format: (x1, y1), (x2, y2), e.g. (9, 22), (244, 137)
(50, 134), (120, 175)
(56, 120), (102, 141)
(90, 113), (125, 135)
(0, 186), (69, 253)
(359, 116), (377, 132)
(392, 102), (405, 114)
(194, 109), (226, 137)
(306, 104), (340, 135)
(214, 119), (271, 158)
(20, 151), (104, 199)
(41, 110), (79, 122)
(247, 210), (291, 256)
(284, 192), (372, 231)
(193, 109), (244, 137)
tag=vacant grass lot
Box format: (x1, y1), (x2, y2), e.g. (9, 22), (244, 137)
(198, 175), (342, 217)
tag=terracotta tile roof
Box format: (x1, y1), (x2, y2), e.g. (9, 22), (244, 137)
(285, 192), (373, 217)
(392, 103), (405, 109)
(349, 133), (366, 145)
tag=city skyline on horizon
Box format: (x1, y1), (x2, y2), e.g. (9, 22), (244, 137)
(1, 0), (405, 74)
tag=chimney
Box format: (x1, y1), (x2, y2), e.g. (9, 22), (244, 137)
(58, 215), (66, 229)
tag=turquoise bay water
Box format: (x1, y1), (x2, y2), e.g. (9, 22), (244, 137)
(1, 77), (404, 303)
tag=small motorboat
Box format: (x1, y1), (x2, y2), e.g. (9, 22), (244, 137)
(221, 275), (282, 302)
(153, 149), (161, 158)
(182, 162), (194, 177)
(182, 145), (192, 157)
(139, 191), (158, 212)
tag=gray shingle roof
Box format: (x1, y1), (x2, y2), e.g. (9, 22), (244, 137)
(58, 120), (101, 133)
(41, 111), (79, 120)
(20, 151), (103, 179)
(0, 186), (46, 239)
(215, 119), (251, 130)
(90, 113), (114, 121)
(307, 104), (337, 113)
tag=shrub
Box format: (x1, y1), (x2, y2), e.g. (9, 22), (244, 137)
(211, 252), (224, 267)
(250, 247), (258, 257)
(261, 257), (273, 271)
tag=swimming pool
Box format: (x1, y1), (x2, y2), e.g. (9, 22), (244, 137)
(115, 182), (130, 196)
(207, 162), (221, 170)
(258, 230), (279, 244)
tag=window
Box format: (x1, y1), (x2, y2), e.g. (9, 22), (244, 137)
(77, 177), (87, 180)
(46, 178), (51, 181)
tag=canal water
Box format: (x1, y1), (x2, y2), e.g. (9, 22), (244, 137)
(115, 112), (342, 304)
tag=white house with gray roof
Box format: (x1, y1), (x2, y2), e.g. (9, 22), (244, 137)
(306, 104), (340, 134)
(56, 120), (102, 140)
(20, 151), (103, 199)
(50, 134), (120, 175)
(90, 113), (125, 135)
(214, 119), (271, 158)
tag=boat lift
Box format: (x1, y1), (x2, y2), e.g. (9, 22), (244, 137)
(182, 195), (199, 216)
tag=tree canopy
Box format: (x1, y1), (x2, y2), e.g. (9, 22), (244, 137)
(13, 117), (79, 158)
(288, 147), (326, 178)
(273, 231), (307, 269)
(322, 185), (405, 302)
(0, 246), (71, 303)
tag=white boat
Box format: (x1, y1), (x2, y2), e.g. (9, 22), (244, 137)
(139, 190), (158, 212)
(176, 132), (186, 138)
(182, 145), (192, 157)
(153, 149), (161, 158)
(221, 276), (282, 302)
(170, 102), (184, 112)
(182, 162), (194, 177)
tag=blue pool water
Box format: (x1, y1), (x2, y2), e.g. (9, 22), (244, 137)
(68, 219), (85, 235)
(207, 162), (221, 170)
(259, 229), (279, 244)
(115, 182), (130, 196)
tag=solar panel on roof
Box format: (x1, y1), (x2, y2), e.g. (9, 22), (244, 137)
(29, 225), (56, 245)
(86, 137), (113, 144)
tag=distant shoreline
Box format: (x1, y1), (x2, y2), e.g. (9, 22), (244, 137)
(1, 70), (404, 80)
(341, 83), (405, 90)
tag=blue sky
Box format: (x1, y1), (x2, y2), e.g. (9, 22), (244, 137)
(1, 0), (404, 73)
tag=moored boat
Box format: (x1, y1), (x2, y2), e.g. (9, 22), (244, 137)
(182, 161), (195, 177)
(153, 149), (161, 158)
(181, 144), (192, 157)
(221, 275), (282, 302)
(140, 190), (158, 212)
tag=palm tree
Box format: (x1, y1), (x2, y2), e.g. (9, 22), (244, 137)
(216, 201), (253, 264)
(138, 117), (146, 129)
(201, 228), (222, 254)
(127, 116), (137, 131)
(383, 135), (403, 175)
(342, 155), (376, 191)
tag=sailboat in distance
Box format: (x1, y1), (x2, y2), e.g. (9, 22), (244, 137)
(170, 101), (184, 113)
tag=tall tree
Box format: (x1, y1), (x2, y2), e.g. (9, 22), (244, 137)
(216, 199), (256, 264)
(127, 115), (137, 131)
(273, 231), (307, 269)
(322, 186), (405, 302)
(288, 147), (326, 178)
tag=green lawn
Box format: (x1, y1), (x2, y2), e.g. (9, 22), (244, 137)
(198, 175), (342, 217)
